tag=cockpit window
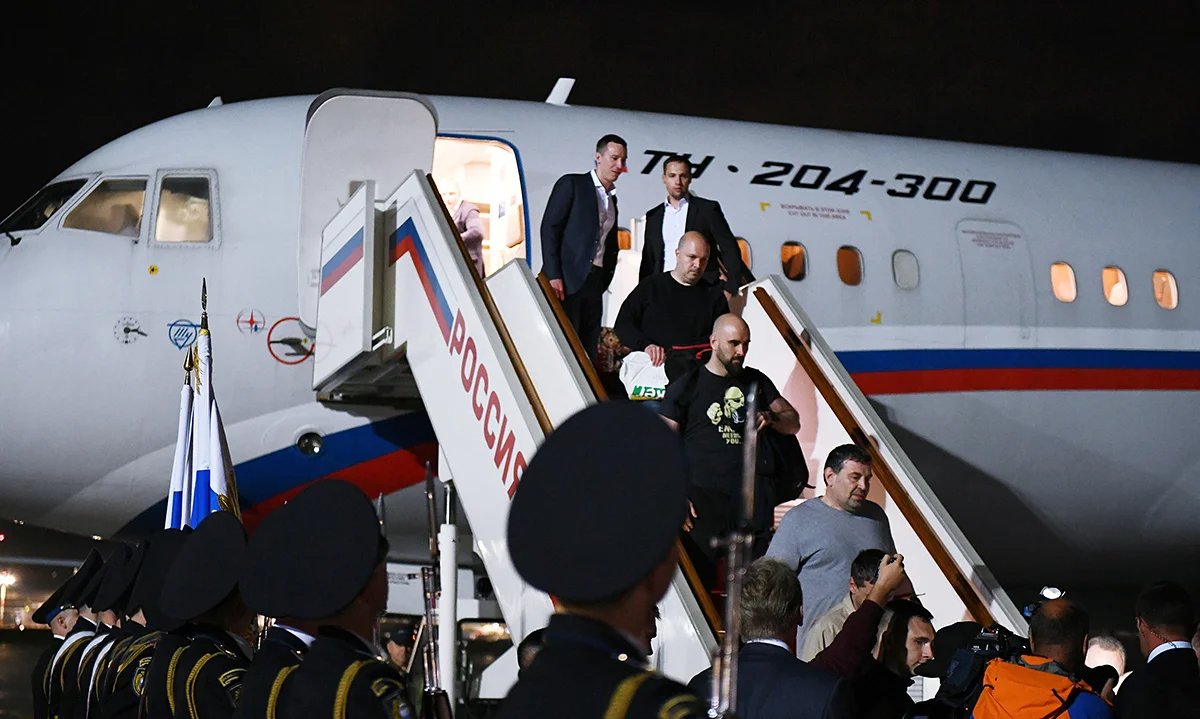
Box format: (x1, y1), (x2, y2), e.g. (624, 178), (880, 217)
(63, 178), (147, 237)
(0, 179), (88, 233)
(155, 175), (213, 243)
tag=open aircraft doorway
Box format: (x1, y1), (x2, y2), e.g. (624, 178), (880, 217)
(432, 136), (527, 277)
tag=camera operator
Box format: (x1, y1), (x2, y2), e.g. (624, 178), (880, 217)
(971, 599), (1114, 718)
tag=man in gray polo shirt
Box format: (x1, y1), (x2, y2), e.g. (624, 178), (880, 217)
(766, 444), (898, 645)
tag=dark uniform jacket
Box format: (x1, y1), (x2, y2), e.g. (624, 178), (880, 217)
(638, 194), (745, 293)
(167, 624), (251, 719)
(231, 626), (309, 719)
(274, 626), (411, 719)
(48, 619), (97, 719)
(69, 625), (124, 719)
(95, 622), (159, 719)
(141, 628), (194, 719)
(32, 639), (60, 719)
(497, 614), (706, 719)
(1114, 646), (1200, 719)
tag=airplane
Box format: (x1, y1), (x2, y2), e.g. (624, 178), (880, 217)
(1, 84), (1198, 632)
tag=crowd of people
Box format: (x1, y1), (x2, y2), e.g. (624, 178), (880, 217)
(24, 134), (1200, 719)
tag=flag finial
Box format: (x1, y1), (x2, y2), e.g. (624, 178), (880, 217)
(183, 347), (194, 383)
(200, 278), (209, 334)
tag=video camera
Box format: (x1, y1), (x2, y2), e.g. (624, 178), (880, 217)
(937, 624), (1030, 706)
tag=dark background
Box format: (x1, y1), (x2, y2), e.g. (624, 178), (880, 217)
(3, 2), (1198, 215)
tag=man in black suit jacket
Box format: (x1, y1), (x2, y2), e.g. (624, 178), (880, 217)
(639, 155), (746, 299)
(1116, 580), (1200, 718)
(689, 558), (855, 719)
(540, 134), (627, 362)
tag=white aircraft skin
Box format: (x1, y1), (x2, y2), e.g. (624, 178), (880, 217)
(1, 94), (1198, 598)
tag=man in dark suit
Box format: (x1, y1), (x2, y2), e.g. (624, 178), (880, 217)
(689, 558), (855, 718)
(1116, 580), (1200, 718)
(638, 155), (746, 302)
(540, 134), (627, 362)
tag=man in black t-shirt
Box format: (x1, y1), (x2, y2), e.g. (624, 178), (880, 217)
(660, 313), (800, 589)
(615, 231), (729, 385)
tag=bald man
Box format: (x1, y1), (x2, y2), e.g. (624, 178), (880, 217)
(660, 313), (799, 586)
(614, 231), (729, 385)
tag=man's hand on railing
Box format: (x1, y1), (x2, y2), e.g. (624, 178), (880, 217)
(549, 278), (565, 301)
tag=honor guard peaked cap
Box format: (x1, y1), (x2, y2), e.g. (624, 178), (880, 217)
(78, 548), (114, 609)
(133, 528), (191, 631)
(32, 548), (103, 624)
(160, 512), (246, 622)
(240, 479), (384, 619)
(87, 544), (131, 612)
(507, 402), (689, 603)
(94, 540), (146, 614)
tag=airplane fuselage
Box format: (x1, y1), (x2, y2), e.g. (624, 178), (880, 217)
(1, 94), (1197, 596)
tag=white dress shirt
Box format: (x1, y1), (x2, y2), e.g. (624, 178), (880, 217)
(1147, 640), (1194, 663)
(661, 196), (690, 272)
(590, 170), (616, 267)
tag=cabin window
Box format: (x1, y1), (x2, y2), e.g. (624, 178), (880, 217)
(737, 237), (753, 272)
(780, 242), (807, 281)
(892, 250), (919, 289)
(155, 176), (213, 243)
(0, 179), (89, 233)
(1153, 270), (1179, 310)
(63, 178), (147, 237)
(433, 136), (527, 277)
(837, 245), (863, 286)
(617, 228), (633, 251)
(1102, 266), (1128, 306)
(1050, 262), (1077, 302)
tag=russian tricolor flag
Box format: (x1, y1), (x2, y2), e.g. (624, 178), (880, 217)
(165, 288), (241, 529)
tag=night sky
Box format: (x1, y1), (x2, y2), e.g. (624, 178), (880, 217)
(4, 2), (1198, 216)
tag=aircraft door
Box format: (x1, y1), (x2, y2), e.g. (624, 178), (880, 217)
(298, 91), (438, 330)
(955, 220), (1036, 344)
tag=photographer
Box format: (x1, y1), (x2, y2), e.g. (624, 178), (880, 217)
(970, 599), (1113, 718)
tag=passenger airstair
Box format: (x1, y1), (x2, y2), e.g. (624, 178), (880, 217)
(301, 91), (1024, 704)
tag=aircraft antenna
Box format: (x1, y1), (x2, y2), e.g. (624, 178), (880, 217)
(200, 278), (209, 334)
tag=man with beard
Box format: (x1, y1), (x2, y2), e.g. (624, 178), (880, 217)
(660, 313), (799, 588)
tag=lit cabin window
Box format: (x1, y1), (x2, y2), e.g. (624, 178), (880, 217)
(63, 179), (147, 237)
(1153, 270), (1179, 309)
(892, 249), (919, 289)
(1102, 266), (1128, 306)
(837, 246), (863, 286)
(155, 176), (213, 243)
(617, 228), (632, 251)
(781, 242), (807, 281)
(1050, 262), (1077, 302)
(737, 237), (753, 272)
(0, 179), (88, 233)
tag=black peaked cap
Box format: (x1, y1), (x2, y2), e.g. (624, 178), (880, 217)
(134, 528), (191, 631)
(160, 512), (246, 622)
(78, 549), (116, 609)
(95, 541), (146, 614)
(240, 480), (381, 619)
(507, 402), (688, 603)
(32, 548), (103, 624)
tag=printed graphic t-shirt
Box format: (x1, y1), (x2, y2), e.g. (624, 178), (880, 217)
(660, 366), (780, 494)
